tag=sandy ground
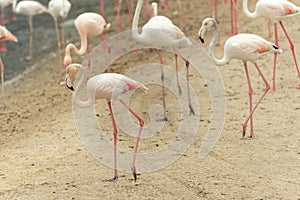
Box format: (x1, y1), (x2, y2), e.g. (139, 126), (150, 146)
(1, 0), (300, 199)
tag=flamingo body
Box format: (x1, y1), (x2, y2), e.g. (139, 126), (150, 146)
(48, 0), (71, 19)
(13, 0), (47, 15)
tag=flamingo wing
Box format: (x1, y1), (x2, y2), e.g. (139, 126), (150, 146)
(257, 0), (300, 18)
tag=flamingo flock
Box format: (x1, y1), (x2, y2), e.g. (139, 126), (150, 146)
(0, 0), (299, 182)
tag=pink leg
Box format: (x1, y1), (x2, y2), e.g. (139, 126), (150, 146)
(125, 0), (133, 26)
(211, 0), (217, 19)
(54, 18), (62, 66)
(116, 0), (121, 34)
(100, 0), (105, 18)
(185, 61), (195, 115)
(119, 99), (144, 182)
(0, 57), (5, 107)
(279, 20), (300, 89)
(230, 0), (237, 35)
(242, 63), (270, 139)
(27, 16), (33, 60)
(61, 18), (65, 49)
(270, 22), (278, 92)
(106, 101), (118, 181)
(174, 52), (182, 95)
(158, 51), (168, 121)
(243, 62), (253, 138)
(177, 0), (184, 29)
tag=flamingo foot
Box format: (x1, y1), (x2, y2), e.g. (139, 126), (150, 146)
(131, 166), (137, 182)
(105, 176), (118, 182)
(189, 104), (195, 115)
(240, 135), (254, 140)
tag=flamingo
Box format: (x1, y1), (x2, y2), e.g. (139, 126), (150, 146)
(0, 0), (12, 25)
(0, 25), (17, 109)
(63, 12), (111, 68)
(132, 0), (194, 121)
(242, 0), (300, 91)
(12, 0), (47, 60)
(48, 0), (71, 57)
(65, 63), (148, 182)
(198, 18), (282, 139)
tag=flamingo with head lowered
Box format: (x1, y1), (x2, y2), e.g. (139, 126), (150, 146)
(65, 63), (148, 182)
(199, 17), (282, 139)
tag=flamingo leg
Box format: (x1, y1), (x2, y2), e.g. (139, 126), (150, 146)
(106, 101), (118, 182)
(119, 99), (144, 182)
(185, 61), (195, 115)
(54, 18), (62, 66)
(230, 0), (237, 35)
(211, 0), (217, 19)
(27, 16), (33, 60)
(61, 18), (65, 49)
(125, 0), (133, 26)
(174, 52), (182, 95)
(242, 63), (270, 139)
(158, 51), (168, 121)
(177, 0), (183, 29)
(267, 18), (271, 41)
(100, 0), (105, 18)
(116, 0), (122, 34)
(243, 62), (253, 138)
(278, 20), (300, 89)
(270, 22), (279, 92)
(0, 57), (5, 109)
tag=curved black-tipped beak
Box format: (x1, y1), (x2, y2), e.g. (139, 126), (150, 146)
(199, 36), (204, 44)
(67, 84), (74, 91)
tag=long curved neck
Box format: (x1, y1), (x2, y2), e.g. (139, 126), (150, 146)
(132, 0), (143, 41)
(242, 0), (257, 18)
(63, 35), (87, 66)
(74, 66), (94, 108)
(209, 23), (229, 66)
(12, 0), (17, 13)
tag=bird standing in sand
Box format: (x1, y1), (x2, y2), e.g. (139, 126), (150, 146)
(48, 0), (71, 63)
(199, 18), (282, 139)
(65, 63), (148, 182)
(63, 12), (110, 68)
(132, 0), (194, 121)
(242, 0), (300, 91)
(12, 0), (47, 60)
(0, 25), (17, 109)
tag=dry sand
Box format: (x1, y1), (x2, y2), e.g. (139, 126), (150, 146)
(0, 0), (299, 199)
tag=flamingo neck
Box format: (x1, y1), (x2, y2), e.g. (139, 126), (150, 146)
(12, 0), (17, 13)
(63, 35), (88, 66)
(242, 0), (257, 18)
(132, 0), (143, 41)
(208, 23), (229, 66)
(74, 66), (94, 108)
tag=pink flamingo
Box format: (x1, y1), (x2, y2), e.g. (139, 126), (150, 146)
(0, 25), (17, 108)
(132, 0), (194, 121)
(65, 63), (148, 182)
(0, 0), (14, 53)
(63, 12), (111, 68)
(243, 0), (300, 91)
(199, 18), (282, 139)
(12, 0), (47, 60)
(48, 0), (71, 53)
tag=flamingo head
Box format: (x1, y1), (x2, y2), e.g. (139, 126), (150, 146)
(0, 26), (17, 42)
(65, 63), (82, 91)
(198, 18), (217, 44)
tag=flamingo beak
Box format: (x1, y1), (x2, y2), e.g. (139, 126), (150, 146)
(1, 32), (18, 42)
(199, 36), (204, 43)
(65, 74), (74, 91)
